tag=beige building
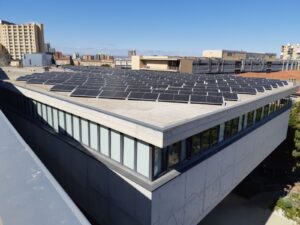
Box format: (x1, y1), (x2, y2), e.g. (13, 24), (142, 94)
(0, 20), (45, 60)
(281, 44), (300, 60)
(73, 59), (115, 67)
(131, 55), (194, 73)
(203, 49), (276, 61)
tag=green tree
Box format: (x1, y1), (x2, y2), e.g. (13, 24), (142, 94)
(289, 102), (300, 171)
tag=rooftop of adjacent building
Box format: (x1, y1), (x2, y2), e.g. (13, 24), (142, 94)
(0, 109), (90, 225)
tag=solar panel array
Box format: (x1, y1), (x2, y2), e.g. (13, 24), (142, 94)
(16, 67), (289, 105)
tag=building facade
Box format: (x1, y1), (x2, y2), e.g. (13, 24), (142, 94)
(22, 53), (52, 67)
(203, 50), (277, 61)
(281, 44), (300, 60)
(0, 20), (45, 60)
(44, 42), (55, 54)
(131, 55), (194, 73)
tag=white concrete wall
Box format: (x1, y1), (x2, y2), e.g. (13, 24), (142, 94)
(151, 110), (290, 225)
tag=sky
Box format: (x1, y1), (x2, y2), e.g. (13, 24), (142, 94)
(1, 0), (299, 56)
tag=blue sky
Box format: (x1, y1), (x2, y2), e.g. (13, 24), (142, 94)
(1, 0), (299, 56)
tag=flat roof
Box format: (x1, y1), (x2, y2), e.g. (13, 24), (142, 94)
(0, 110), (90, 225)
(0, 67), (297, 147)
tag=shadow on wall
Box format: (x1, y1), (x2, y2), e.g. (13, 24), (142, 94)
(0, 68), (151, 225)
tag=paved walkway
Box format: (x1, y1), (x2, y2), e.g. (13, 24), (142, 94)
(199, 193), (296, 225)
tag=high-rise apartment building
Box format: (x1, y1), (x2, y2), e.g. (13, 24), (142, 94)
(281, 44), (300, 60)
(0, 20), (45, 60)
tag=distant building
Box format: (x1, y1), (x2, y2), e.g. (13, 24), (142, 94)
(53, 51), (72, 65)
(22, 53), (52, 67)
(0, 43), (8, 57)
(203, 50), (277, 61)
(54, 51), (63, 59)
(128, 49), (137, 58)
(73, 59), (115, 67)
(95, 53), (114, 61)
(0, 20), (45, 60)
(114, 58), (131, 68)
(281, 44), (300, 60)
(82, 55), (95, 61)
(55, 56), (72, 66)
(72, 52), (80, 60)
(131, 55), (194, 73)
(44, 43), (55, 54)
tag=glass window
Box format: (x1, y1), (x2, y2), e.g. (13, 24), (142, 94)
(110, 131), (121, 162)
(219, 123), (225, 142)
(200, 130), (210, 150)
(263, 105), (269, 118)
(224, 120), (232, 140)
(243, 114), (248, 129)
(52, 108), (59, 132)
(72, 116), (80, 142)
(137, 141), (150, 177)
(168, 142), (181, 168)
(37, 102), (42, 121)
(270, 102), (275, 113)
(81, 119), (89, 146)
(225, 117), (239, 139)
(231, 117), (239, 136)
(100, 126), (109, 156)
(247, 111), (254, 127)
(255, 107), (262, 122)
(89, 122), (99, 151)
(65, 113), (73, 137)
(154, 147), (163, 177)
(191, 135), (201, 156)
(58, 111), (65, 133)
(180, 140), (187, 161)
(27, 100), (33, 117)
(123, 136), (135, 169)
(275, 100), (280, 111)
(32, 100), (38, 119)
(238, 115), (244, 131)
(46, 106), (53, 127)
(210, 126), (219, 146)
(42, 104), (47, 123)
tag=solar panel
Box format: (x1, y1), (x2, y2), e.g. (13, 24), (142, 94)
(173, 94), (189, 103)
(99, 90), (115, 98)
(223, 92), (238, 101)
(71, 89), (100, 97)
(27, 78), (48, 84)
(128, 92), (144, 100)
(50, 85), (77, 92)
(231, 87), (256, 95)
(143, 93), (159, 101)
(253, 86), (265, 92)
(190, 95), (207, 104)
(15, 69), (288, 105)
(208, 92), (222, 97)
(206, 96), (223, 105)
(114, 91), (129, 99)
(263, 85), (272, 90)
(158, 93), (174, 102)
